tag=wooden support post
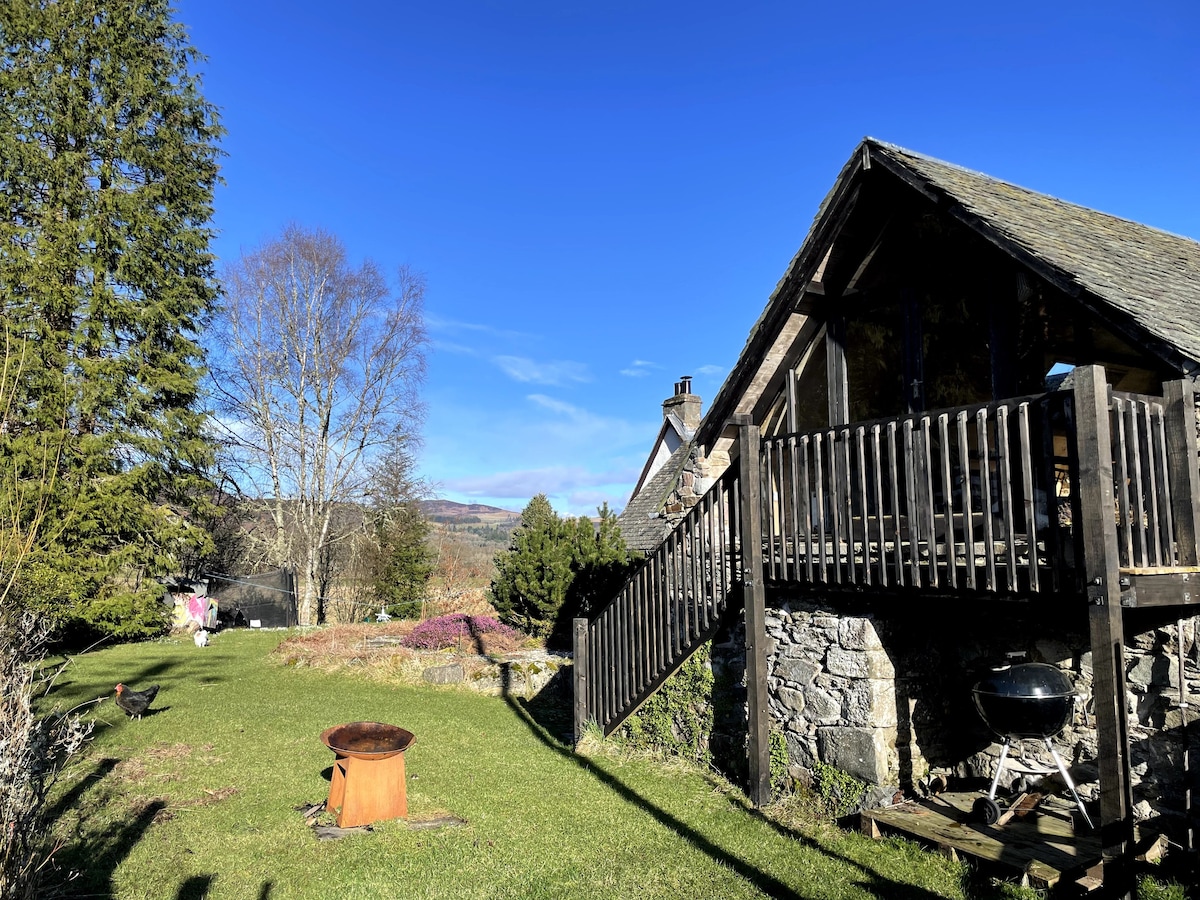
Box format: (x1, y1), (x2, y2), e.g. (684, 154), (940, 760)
(827, 315), (849, 427)
(1072, 365), (1134, 896)
(573, 617), (589, 745)
(1163, 379), (1200, 566)
(735, 414), (772, 808)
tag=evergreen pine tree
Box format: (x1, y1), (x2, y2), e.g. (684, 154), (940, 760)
(491, 497), (631, 645)
(0, 0), (222, 637)
(490, 494), (573, 637)
(373, 502), (435, 618)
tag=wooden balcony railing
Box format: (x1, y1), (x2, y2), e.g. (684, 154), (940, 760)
(574, 371), (1200, 742)
(761, 395), (1068, 595)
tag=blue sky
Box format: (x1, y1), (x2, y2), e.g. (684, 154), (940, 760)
(177, 0), (1199, 516)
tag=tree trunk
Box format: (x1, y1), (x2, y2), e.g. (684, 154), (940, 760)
(300, 545), (320, 626)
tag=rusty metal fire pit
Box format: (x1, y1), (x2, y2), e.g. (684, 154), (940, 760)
(321, 722), (415, 827)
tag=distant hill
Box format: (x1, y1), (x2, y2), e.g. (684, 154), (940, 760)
(419, 499), (519, 523)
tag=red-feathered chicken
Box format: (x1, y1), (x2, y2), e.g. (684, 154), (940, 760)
(114, 683), (159, 720)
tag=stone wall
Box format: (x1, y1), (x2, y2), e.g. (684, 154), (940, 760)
(750, 595), (1200, 831)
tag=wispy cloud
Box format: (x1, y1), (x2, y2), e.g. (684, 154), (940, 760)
(494, 356), (591, 385)
(619, 359), (660, 378)
(694, 364), (724, 377)
(430, 339), (480, 356)
(425, 313), (533, 343)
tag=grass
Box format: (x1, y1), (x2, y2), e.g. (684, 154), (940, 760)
(42, 629), (978, 899)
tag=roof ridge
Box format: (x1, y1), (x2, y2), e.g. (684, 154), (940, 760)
(864, 137), (1200, 247)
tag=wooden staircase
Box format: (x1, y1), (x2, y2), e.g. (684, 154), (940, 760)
(573, 464), (744, 737)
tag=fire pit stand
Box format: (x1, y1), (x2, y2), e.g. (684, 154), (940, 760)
(320, 722), (416, 828)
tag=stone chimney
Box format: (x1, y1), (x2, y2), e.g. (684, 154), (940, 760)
(662, 375), (701, 435)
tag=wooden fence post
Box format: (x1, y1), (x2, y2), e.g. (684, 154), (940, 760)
(1163, 378), (1200, 566)
(1073, 365), (1133, 895)
(735, 414), (772, 807)
(573, 617), (589, 745)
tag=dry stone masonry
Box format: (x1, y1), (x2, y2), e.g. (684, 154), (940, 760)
(755, 596), (1199, 833)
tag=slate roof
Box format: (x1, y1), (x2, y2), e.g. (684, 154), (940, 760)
(869, 140), (1200, 373)
(617, 440), (692, 553)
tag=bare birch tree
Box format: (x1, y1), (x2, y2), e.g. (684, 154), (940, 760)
(212, 225), (427, 625)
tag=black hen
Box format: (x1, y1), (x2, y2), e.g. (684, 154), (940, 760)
(114, 683), (159, 719)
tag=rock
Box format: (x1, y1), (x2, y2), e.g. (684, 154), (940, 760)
(817, 726), (896, 784)
(423, 664), (464, 684)
(804, 686), (842, 725)
(774, 657), (819, 686)
(839, 618), (883, 651)
(827, 647), (894, 680)
(843, 679), (897, 728)
(777, 685), (806, 714)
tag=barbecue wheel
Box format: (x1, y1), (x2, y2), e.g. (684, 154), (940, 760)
(972, 797), (1002, 825)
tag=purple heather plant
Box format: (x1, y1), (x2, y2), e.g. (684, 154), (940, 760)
(401, 613), (521, 651)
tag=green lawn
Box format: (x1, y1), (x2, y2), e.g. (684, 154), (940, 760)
(44, 629), (974, 900)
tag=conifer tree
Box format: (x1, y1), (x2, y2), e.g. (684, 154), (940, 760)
(0, 0), (222, 637)
(373, 502), (435, 618)
(490, 496), (631, 644)
(490, 494), (573, 638)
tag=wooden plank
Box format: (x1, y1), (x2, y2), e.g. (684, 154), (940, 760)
(788, 435), (802, 583)
(871, 424), (887, 587)
(977, 409), (997, 592)
(736, 415), (772, 808)
(630, 565), (643, 698)
(1119, 572), (1200, 608)
(861, 791), (1100, 887)
(996, 405), (1018, 592)
(815, 434), (828, 582)
(1112, 398), (1134, 568)
(1150, 404), (1175, 564)
(1073, 365), (1134, 892)
(957, 411), (976, 590)
(651, 552), (664, 684)
(1127, 400), (1148, 568)
(919, 417), (938, 588)
(689, 511), (703, 639)
(827, 314), (849, 427)
(841, 428), (855, 585)
(617, 588), (629, 712)
(904, 419), (921, 587)
(829, 429), (844, 584)
(1139, 401), (1163, 566)
(1163, 379), (1200, 566)
(888, 421), (904, 586)
(573, 617), (589, 742)
(1018, 403), (1040, 593)
(799, 435), (814, 582)
(856, 426), (871, 585)
(938, 414), (956, 589)
(764, 439), (778, 582)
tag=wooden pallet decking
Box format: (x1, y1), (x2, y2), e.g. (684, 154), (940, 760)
(860, 791), (1168, 890)
(861, 791), (1098, 888)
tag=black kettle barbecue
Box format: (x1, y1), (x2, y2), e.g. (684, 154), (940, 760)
(971, 662), (1094, 828)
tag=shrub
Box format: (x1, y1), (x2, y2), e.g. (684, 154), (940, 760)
(400, 614), (520, 652)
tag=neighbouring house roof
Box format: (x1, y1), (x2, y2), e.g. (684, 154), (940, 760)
(627, 409), (695, 502)
(618, 440), (693, 553)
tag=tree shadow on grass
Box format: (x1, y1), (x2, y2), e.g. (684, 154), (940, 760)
(501, 687), (952, 900)
(51, 795), (165, 896)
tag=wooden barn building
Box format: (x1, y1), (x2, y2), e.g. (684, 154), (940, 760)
(577, 138), (1200, 892)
